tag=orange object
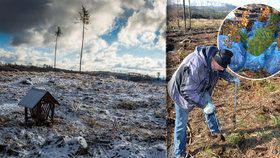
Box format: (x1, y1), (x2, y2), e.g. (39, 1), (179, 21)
(259, 6), (271, 22)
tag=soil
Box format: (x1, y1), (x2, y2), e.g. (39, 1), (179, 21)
(166, 21), (280, 158)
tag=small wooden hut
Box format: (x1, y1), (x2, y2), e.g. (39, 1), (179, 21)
(19, 88), (59, 124)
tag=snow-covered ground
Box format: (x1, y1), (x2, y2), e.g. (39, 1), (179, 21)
(0, 70), (166, 158)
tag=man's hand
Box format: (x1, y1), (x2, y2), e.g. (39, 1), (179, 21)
(230, 76), (240, 86)
(203, 102), (216, 114)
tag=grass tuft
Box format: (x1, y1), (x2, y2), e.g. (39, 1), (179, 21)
(226, 133), (242, 146)
(273, 116), (280, 127)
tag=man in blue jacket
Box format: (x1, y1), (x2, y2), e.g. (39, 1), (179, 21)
(167, 45), (240, 158)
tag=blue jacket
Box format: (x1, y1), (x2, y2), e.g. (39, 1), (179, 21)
(168, 45), (234, 113)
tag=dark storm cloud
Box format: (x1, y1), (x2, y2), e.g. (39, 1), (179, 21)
(0, 0), (158, 46)
(0, 0), (51, 45)
(0, 0), (50, 32)
(0, 0), (86, 46)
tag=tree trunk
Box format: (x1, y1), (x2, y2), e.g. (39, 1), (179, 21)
(54, 35), (58, 68)
(177, 0), (180, 29)
(188, 0), (191, 30)
(79, 23), (85, 72)
(183, 0), (187, 32)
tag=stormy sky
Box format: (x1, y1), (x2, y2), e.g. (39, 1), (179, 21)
(0, 0), (166, 77)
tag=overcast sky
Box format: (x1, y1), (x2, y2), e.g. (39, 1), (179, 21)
(0, 0), (166, 77)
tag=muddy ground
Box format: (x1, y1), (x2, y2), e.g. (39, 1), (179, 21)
(166, 20), (280, 158)
(0, 69), (166, 158)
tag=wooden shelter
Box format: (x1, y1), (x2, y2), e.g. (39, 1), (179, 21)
(19, 88), (59, 124)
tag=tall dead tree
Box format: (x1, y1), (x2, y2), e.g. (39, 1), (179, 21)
(54, 26), (62, 68)
(183, 0), (187, 32)
(78, 5), (90, 72)
(177, 0), (180, 29)
(188, 0), (191, 30)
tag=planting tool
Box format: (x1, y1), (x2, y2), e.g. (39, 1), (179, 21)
(232, 81), (238, 129)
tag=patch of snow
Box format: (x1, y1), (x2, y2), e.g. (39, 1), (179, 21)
(0, 71), (166, 157)
(0, 103), (21, 114)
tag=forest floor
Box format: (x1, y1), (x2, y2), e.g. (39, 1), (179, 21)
(166, 19), (280, 158)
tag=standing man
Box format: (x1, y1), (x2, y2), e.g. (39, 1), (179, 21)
(167, 45), (240, 158)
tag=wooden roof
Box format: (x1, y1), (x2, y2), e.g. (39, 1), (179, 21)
(18, 88), (59, 108)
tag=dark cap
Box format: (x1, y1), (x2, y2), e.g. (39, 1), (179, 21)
(213, 49), (233, 68)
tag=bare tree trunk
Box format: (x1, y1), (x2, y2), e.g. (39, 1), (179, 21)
(177, 0), (180, 29)
(202, 1), (204, 16)
(183, 0), (187, 32)
(211, 2), (215, 23)
(210, 2), (213, 21)
(188, 0), (191, 30)
(79, 23), (85, 72)
(54, 35), (58, 68)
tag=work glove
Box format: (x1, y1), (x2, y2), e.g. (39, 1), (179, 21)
(203, 102), (215, 115)
(230, 76), (240, 86)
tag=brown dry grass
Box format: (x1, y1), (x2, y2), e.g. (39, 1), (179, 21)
(82, 116), (106, 129)
(167, 19), (223, 30)
(0, 116), (10, 126)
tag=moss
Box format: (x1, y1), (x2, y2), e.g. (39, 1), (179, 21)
(202, 145), (216, 157)
(266, 82), (278, 92)
(226, 133), (242, 146)
(256, 131), (271, 140)
(260, 80), (279, 92)
(255, 114), (267, 124)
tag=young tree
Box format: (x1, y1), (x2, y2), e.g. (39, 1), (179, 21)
(78, 5), (90, 72)
(157, 72), (160, 80)
(54, 26), (62, 68)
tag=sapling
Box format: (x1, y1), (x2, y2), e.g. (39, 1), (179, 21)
(248, 28), (275, 56)
(268, 14), (280, 25)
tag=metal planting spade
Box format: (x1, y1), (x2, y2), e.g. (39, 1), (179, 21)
(233, 81), (238, 129)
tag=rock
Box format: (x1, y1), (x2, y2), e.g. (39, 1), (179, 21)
(271, 149), (278, 154)
(156, 146), (164, 152)
(67, 136), (88, 155)
(48, 80), (55, 84)
(20, 79), (33, 85)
